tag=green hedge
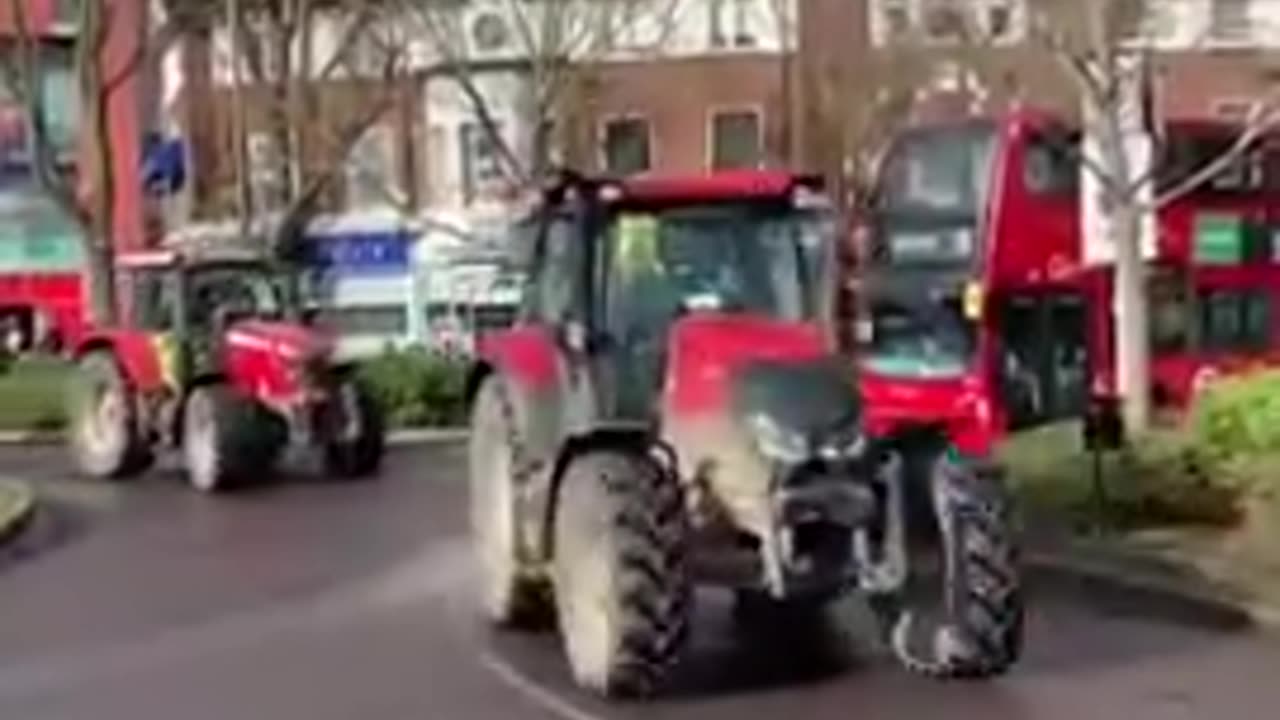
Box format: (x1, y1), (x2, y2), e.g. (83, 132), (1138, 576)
(999, 422), (1240, 531)
(1189, 369), (1280, 501)
(355, 346), (468, 429)
(0, 356), (70, 432)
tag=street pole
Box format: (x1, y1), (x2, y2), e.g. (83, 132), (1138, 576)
(227, 0), (253, 238)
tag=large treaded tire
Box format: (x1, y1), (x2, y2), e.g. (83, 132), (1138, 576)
(553, 449), (691, 698)
(323, 378), (385, 479)
(183, 384), (276, 493)
(68, 351), (151, 479)
(469, 376), (548, 627)
(886, 449), (1023, 679)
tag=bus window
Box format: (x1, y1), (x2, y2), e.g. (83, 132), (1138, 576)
(1025, 131), (1080, 196)
(1150, 274), (1191, 353)
(1199, 289), (1270, 351)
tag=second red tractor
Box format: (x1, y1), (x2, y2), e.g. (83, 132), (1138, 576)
(67, 245), (384, 492)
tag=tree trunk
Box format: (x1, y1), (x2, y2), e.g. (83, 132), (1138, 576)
(1112, 203), (1151, 433)
(84, 242), (117, 326)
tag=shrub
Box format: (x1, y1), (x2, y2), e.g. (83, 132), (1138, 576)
(355, 346), (468, 428)
(1190, 369), (1280, 460)
(999, 421), (1240, 532)
(1188, 369), (1280, 502)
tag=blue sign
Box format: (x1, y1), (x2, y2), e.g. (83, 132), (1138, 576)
(306, 230), (414, 275)
(142, 133), (187, 197)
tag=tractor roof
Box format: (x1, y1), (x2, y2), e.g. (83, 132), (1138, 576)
(613, 170), (823, 205)
(530, 169), (826, 212)
(116, 245), (268, 270)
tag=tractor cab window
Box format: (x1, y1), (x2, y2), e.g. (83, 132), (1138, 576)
(187, 265), (284, 330)
(605, 203), (825, 334)
(130, 269), (178, 331)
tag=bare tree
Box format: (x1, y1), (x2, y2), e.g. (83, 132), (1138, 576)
(213, 0), (414, 254)
(1031, 0), (1280, 432)
(402, 0), (682, 189)
(0, 0), (195, 324)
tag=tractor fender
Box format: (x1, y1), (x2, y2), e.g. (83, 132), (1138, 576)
(74, 331), (168, 393)
(537, 425), (655, 561)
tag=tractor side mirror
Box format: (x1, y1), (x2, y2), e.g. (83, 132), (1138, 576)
(1082, 393), (1125, 451)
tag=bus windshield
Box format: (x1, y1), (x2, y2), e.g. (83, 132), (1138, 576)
(880, 125), (997, 216)
(862, 298), (977, 380)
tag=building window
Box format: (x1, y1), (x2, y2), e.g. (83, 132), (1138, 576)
(710, 0), (755, 49)
(247, 132), (286, 211)
(602, 117), (651, 175)
(52, 0), (80, 27)
(345, 125), (396, 208)
(322, 305), (408, 337)
(1209, 0), (1254, 44)
(460, 122), (504, 205)
(710, 110), (763, 170)
(871, 0), (1024, 45)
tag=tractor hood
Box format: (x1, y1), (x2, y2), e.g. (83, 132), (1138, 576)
(663, 313), (863, 465)
(224, 319), (335, 363)
(664, 313), (833, 417)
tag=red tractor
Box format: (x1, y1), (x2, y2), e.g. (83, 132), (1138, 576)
(67, 245), (384, 492)
(468, 171), (1023, 698)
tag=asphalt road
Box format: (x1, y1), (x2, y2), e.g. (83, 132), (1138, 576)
(2, 443), (1280, 720)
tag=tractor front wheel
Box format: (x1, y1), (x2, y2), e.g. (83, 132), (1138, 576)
(469, 377), (547, 627)
(69, 351), (151, 479)
(323, 379), (384, 479)
(553, 449), (691, 698)
(882, 448), (1023, 679)
(182, 385), (268, 493)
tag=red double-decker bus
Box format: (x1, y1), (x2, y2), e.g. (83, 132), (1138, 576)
(850, 108), (1280, 456)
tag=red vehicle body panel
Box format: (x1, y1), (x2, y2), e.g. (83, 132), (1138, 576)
(664, 315), (827, 417)
(222, 320), (335, 404)
(0, 272), (87, 348)
(859, 373), (998, 457)
(476, 327), (561, 393)
(76, 330), (166, 392)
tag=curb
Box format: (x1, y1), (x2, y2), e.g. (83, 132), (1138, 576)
(1027, 549), (1280, 630)
(0, 478), (36, 548)
(386, 428), (469, 446)
(0, 429), (469, 446)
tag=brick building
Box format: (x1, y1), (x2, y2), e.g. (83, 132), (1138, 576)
(795, 0), (1280, 183)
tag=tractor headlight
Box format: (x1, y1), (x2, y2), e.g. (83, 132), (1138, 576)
(748, 413), (811, 464)
(815, 424), (867, 461)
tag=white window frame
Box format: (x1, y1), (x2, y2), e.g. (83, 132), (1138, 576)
(599, 113), (655, 175)
(869, 0), (1026, 47)
(705, 105), (766, 171)
(709, 0), (757, 50)
(345, 124), (397, 209)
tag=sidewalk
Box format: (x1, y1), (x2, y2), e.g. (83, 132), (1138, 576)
(1026, 517), (1280, 629)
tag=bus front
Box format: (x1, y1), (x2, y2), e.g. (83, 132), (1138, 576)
(853, 121), (1003, 456)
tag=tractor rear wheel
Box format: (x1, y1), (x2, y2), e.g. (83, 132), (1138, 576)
(323, 378), (385, 479)
(69, 351), (151, 479)
(882, 448), (1023, 679)
(182, 384), (269, 493)
(553, 449), (691, 698)
(469, 377), (548, 627)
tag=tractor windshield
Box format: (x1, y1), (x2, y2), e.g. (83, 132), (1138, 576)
(188, 264), (286, 329)
(606, 203), (830, 332)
